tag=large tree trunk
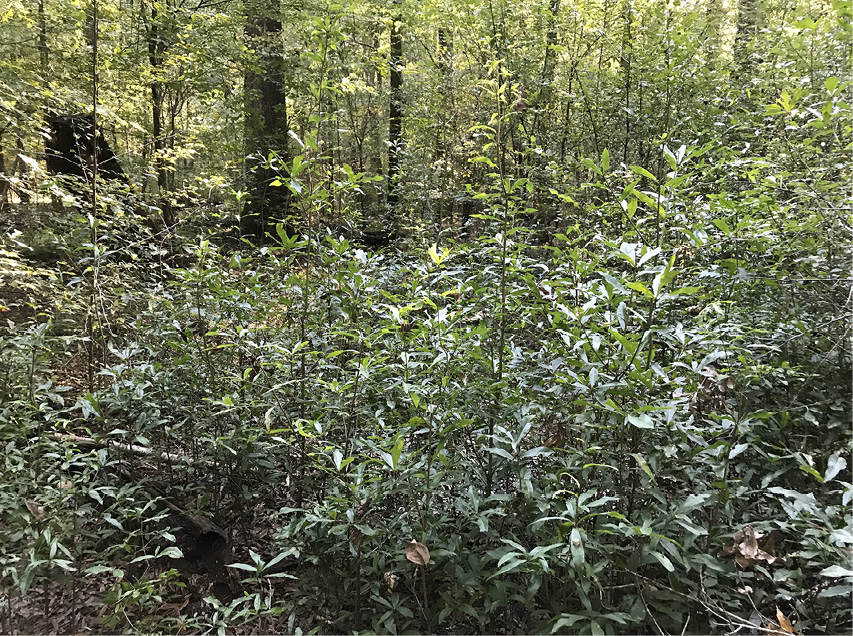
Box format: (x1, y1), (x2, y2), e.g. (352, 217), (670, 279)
(386, 11), (403, 213)
(241, 0), (289, 245)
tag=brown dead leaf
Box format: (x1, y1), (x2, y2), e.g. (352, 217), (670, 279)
(544, 428), (564, 448)
(718, 525), (779, 568)
(161, 597), (189, 616)
(776, 607), (796, 634)
(691, 366), (735, 415)
(405, 540), (430, 566)
(25, 500), (44, 518)
(765, 607), (801, 636)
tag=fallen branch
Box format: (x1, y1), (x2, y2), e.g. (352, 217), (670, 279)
(47, 433), (198, 465)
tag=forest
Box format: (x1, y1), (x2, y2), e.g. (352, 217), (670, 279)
(0, 0), (850, 633)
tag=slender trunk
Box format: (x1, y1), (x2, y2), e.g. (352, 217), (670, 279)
(621, 0), (632, 164)
(37, 0), (48, 69)
(436, 27), (452, 230)
(147, 3), (174, 226)
(386, 11), (403, 212)
(14, 137), (30, 203)
(0, 135), (8, 210)
(531, 0), (560, 139)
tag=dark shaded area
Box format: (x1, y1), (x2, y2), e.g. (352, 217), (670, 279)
(44, 114), (127, 196)
(359, 228), (397, 249)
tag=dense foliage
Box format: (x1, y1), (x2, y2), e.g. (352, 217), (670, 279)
(0, 0), (850, 633)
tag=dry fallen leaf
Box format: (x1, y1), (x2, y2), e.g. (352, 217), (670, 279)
(776, 607), (796, 634)
(544, 428), (564, 448)
(765, 607), (801, 636)
(25, 500), (44, 518)
(718, 525), (778, 568)
(405, 540), (430, 566)
(382, 571), (399, 590)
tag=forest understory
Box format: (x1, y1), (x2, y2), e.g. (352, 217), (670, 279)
(0, 0), (851, 633)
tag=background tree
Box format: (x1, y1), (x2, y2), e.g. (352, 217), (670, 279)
(241, 0), (290, 242)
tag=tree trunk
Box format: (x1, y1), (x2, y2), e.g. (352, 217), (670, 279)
(436, 27), (452, 230)
(14, 137), (31, 203)
(242, 0), (290, 244)
(37, 0), (48, 69)
(146, 2), (174, 226)
(386, 11), (403, 213)
(620, 0), (632, 164)
(0, 134), (8, 210)
(531, 0), (560, 140)
(734, 0), (755, 77)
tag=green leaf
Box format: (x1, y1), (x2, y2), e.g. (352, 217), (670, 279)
(631, 453), (655, 480)
(633, 189), (659, 209)
(582, 157), (602, 175)
(799, 463), (824, 483)
(487, 447), (515, 461)
(521, 446), (552, 459)
(663, 147), (677, 170)
(626, 282), (653, 298)
(491, 557), (526, 578)
(713, 218), (732, 236)
(265, 572), (297, 579)
(820, 565), (853, 578)
(626, 414), (654, 429)
(825, 453), (847, 481)
(275, 223), (298, 248)
(610, 330), (638, 355)
(630, 165), (657, 181)
(679, 493), (712, 514)
(665, 174), (688, 189)
(551, 615), (585, 632)
(729, 443), (748, 459)
(601, 148), (610, 172)
(389, 437), (404, 469)
(650, 551), (674, 572)
(570, 528), (585, 566)
(85, 565), (123, 576)
(427, 242), (452, 266)
(826, 76), (839, 93)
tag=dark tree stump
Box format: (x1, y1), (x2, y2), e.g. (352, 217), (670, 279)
(44, 114), (127, 199)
